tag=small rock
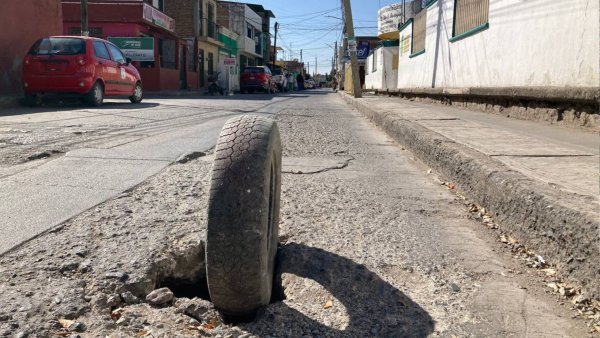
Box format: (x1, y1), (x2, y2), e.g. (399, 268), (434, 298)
(60, 261), (80, 273)
(14, 332), (28, 338)
(174, 298), (213, 321)
(105, 271), (129, 282)
(116, 316), (130, 326)
(79, 260), (92, 273)
(121, 291), (140, 304)
(68, 322), (87, 332)
(450, 283), (461, 292)
(74, 249), (89, 258)
(107, 294), (122, 307)
(146, 287), (174, 306)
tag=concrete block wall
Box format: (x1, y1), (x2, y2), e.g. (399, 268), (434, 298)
(164, 0), (196, 38)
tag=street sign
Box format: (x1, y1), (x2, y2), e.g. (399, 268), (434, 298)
(347, 39), (357, 53)
(223, 57), (236, 66)
(108, 37), (154, 62)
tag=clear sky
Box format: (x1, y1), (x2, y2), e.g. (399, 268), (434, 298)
(227, 0), (401, 75)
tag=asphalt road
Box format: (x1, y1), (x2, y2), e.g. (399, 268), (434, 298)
(0, 89), (592, 336)
(0, 93), (292, 254)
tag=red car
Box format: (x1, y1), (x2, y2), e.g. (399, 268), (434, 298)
(240, 66), (275, 94)
(21, 36), (143, 106)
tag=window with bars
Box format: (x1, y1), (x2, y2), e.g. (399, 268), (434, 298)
(453, 0), (489, 38)
(411, 9), (426, 55)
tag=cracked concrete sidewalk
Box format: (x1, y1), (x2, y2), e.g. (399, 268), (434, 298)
(341, 92), (599, 299)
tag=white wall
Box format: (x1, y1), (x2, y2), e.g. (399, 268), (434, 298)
(365, 47), (399, 90)
(397, 0), (599, 89)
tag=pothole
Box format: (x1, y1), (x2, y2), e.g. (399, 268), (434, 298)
(149, 240), (287, 317)
(24, 149), (63, 162)
(152, 240), (211, 301)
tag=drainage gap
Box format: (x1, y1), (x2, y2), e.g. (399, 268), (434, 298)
(159, 275), (211, 301)
(154, 240), (211, 301)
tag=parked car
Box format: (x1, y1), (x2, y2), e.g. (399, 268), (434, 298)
(305, 79), (316, 89)
(271, 68), (288, 92)
(240, 66), (275, 94)
(21, 36), (143, 106)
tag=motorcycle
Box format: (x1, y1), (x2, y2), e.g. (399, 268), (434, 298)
(207, 73), (225, 96)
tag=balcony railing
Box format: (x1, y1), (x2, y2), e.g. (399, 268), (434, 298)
(200, 18), (219, 40)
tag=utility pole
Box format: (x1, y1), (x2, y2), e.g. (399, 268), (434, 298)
(334, 41), (338, 71)
(81, 0), (89, 36)
(315, 57), (317, 76)
(342, 0), (362, 98)
(300, 49), (303, 63)
(272, 22), (279, 70)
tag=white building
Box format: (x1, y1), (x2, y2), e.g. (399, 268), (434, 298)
(217, 1), (264, 68)
(365, 43), (399, 91)
(396, 0), (599, 90)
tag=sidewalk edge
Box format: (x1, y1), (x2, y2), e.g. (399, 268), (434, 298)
(342, 93), (599, 299)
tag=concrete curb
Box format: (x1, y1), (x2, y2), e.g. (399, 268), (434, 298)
(388, 86), (600, 103)
(341, 93), (599, 299)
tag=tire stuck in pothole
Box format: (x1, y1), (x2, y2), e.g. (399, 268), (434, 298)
(205, 115), (282, 317)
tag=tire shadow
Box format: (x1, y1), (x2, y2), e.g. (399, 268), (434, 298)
(240, 243), (435, 337)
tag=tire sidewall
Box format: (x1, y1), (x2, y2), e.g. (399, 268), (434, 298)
(206, 116), (281, 316)
(130, 83), (143, 103)
(88, 82), (103, 106)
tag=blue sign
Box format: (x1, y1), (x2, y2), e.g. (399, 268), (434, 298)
(357, 41), (370, 59)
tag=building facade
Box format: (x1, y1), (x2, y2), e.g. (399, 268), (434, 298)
(246, 4), (275, 66)
(165, 0), (224, 88)
(218, 26), (240, 91)
(0, 0), (63, 101)
(217, 1), (264, 69)
(396, 0), (599, 89)
(62, 0), (198, 91)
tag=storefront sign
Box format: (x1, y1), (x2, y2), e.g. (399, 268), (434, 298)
(378, 3), (404, 39)
(143, 4), (175, 32)
(223, 58), (237, 66)
(109, 37), (154, 62)
(357, 41), (370, 59)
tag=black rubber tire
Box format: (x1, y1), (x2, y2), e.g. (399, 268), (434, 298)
(206, 115), (282, 317)
(86, 81), (104, 107)
(129, 82), (143, 103)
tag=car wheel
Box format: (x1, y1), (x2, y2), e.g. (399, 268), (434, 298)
(206, 115), (281, 317)
(129, 82), (143, 103)
(86, 81), (104, 107)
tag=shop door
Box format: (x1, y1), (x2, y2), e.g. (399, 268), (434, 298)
(179, 45), (187, 89)
(199, 49), (205, 87)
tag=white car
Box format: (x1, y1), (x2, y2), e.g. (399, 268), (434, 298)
(272, 69), (288, 92)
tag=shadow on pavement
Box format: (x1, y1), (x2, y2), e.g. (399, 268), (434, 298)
(0, 99), (160, 117)
(241, 243), (435, 337)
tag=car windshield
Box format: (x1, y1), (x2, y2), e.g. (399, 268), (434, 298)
(243, 67), (265, 74)
(28, 38), (86, 56)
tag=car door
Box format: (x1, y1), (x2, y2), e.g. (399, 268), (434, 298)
(92, 40), (118, 95)
(106, 43), (135, 95)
